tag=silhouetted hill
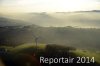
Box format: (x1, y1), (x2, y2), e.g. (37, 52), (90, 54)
(0, 16), (29, 26)
(3, 12), (100, 28)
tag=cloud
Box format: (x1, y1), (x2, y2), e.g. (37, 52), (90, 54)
(0, 0), (100, 13)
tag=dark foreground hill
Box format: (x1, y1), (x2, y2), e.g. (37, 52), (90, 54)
(0, 44), (100, 66)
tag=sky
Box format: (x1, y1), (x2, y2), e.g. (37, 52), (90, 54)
(0, 0), (100, 13)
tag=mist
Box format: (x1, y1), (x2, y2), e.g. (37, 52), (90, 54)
(0, 11), (100, 28)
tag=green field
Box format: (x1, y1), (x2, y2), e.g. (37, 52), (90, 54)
(73, 49), (100, 63)
(0, 44), (100, 66)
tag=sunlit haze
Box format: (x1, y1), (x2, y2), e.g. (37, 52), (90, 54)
(0, 0), (100, 13)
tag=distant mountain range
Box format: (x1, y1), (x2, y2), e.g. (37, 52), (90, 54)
(0, 16), (31, 26)
(73, 10), (100, 13)
(0, 10), (100, 28)
(88, 10), (100, 12)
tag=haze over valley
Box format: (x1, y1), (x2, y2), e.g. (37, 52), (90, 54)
(0, 11), (100, 51)
(0, 11), (100, 28)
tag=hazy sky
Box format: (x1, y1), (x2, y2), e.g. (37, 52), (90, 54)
(0, 0), (100, 13)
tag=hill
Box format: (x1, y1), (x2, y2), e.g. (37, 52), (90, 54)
(0, 44), (100, 66)
(2, 12), (100, 28)
(0, 16), (30, 26)
(0, 25), (100, 50)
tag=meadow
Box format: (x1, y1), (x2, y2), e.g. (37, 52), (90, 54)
(0, 44), (100, 66)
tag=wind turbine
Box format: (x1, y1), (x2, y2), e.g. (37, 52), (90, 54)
(33, 34), (39, 56)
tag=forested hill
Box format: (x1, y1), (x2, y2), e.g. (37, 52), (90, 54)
(0, 25), (100, 50)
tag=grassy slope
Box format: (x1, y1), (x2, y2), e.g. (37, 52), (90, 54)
(73, 49), (100, 63)
(11, 44), (46, 52)
(0, 44), (100, 64)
